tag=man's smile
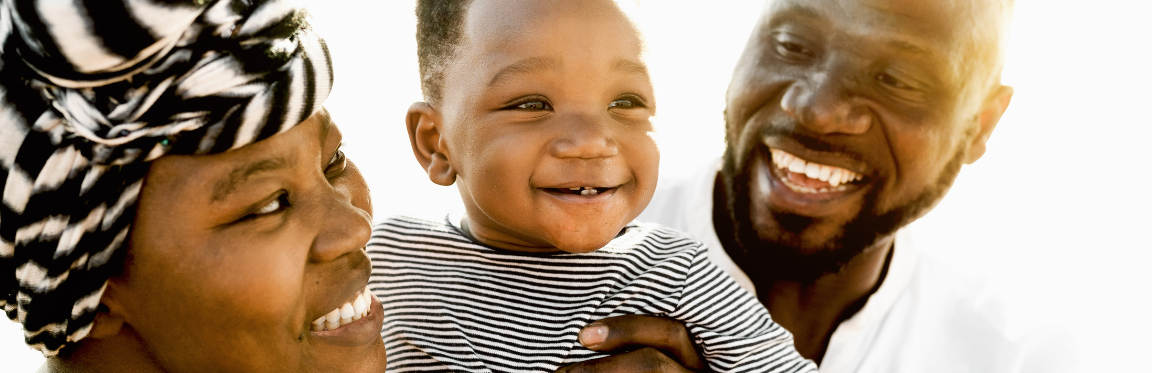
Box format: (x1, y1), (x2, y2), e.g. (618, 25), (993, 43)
(757, 139), (874, 216)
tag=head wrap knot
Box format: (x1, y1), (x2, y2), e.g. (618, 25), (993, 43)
(0, 0), (333, 355)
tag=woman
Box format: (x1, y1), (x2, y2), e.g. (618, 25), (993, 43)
(0, 0), (386, 371)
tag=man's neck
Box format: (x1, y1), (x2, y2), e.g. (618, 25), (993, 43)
(756, 240), (892, 363)
(711, 173), (894, 363)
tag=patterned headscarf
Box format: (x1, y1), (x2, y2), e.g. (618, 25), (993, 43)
(0, 0), (332, 355)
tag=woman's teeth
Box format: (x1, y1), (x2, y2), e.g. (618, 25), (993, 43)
(770, 149), (863, 188)
(312, 285), (372, 332)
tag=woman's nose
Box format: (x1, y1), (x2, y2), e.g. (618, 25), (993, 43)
(309, 181), (372, 263)
(548, 114), (620, 159)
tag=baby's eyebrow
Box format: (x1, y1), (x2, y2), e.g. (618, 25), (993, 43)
(488, 56), (561, 87)
(612, 58), (649, 78)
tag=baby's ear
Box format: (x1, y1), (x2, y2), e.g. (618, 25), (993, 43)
(406, 102), (457, 186)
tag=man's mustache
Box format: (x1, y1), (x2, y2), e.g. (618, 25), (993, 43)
(756, 121), (866, 163)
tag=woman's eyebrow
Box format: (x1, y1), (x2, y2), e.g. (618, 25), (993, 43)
(211, 157), (288, 202)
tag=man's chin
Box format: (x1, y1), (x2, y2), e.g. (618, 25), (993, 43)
(719, 142), (965, 284)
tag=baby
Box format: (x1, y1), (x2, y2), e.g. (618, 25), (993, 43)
(368, 0), (816, 372)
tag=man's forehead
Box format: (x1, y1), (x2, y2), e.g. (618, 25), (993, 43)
(763, 0), (969, 45)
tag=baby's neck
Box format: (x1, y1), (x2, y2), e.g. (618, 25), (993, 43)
(459, 216), (608, 254)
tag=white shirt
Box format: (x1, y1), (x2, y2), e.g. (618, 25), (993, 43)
(638, 158), (1080, 373)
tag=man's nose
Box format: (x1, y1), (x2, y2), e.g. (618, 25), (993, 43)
(549, 113), (620, 159)
(310, 187), (373, 263)
(780, 72), (873, 135)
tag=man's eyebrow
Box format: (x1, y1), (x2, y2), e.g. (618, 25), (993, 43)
(212, 157), (289, 202)
(488, 56), (561, 87)
(779, 3), (821, 18)
(612, 59), (649, 77)
(887, 39), (932, 57)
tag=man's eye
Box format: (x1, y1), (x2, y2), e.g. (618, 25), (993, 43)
(326, 147), (347, 178)
(772, 34), (814, 59)
(778, 42), (808, 54)
(876, 73), (912, 90)
(515, 101), (551, 110)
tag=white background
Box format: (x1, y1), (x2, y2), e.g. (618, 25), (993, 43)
(4, 0), (1151, 371)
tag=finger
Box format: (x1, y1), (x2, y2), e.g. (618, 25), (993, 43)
(555, 347), (696, 373)
(578, 315), (705, 370)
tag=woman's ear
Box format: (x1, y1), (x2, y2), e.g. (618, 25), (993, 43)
(88, 284), (129, 339)
(406, 102), (457, 186)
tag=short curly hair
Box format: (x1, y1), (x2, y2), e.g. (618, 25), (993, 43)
(415, 0), (475, 104)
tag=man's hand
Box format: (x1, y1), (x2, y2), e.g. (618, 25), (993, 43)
(554, 315), (707, 373)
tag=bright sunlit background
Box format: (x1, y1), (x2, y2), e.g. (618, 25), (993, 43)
(4, 0), (1151, 371)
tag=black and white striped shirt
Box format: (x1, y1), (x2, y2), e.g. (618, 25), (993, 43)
(368, 215), (816, 373)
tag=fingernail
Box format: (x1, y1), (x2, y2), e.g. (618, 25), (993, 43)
(579, 324), (608, 347)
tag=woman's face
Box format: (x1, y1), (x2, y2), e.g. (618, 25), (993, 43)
(111, 110), (386, 372)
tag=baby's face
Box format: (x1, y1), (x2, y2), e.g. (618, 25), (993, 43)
(437, 0), (658, 253)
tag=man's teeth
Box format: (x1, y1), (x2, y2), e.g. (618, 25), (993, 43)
(770, 149), (863, 188)
(312, 285), (372, 332)
(568, 186), (600, 196)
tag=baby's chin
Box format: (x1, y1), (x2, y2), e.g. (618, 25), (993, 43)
(545, 224), (630, 254)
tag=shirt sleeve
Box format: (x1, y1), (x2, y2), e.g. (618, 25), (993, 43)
(667, 242), (818, 373)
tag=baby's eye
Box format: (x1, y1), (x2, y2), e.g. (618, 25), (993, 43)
(609, 95), (647, 110)
(515, 101), (551, 110)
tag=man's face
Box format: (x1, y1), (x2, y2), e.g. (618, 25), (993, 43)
(115, 111), (388, 372)
(722, 0), (999, 280)
(432, 0), (659, 253)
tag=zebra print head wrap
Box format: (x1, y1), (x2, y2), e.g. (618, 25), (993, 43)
(0, 0), (333, 355)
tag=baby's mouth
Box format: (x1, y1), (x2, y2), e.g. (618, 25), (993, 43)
(543, 186), (614, 196)
(311, 285), (372, 332)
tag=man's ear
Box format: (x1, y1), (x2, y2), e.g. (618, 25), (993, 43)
(406, 102), (457, 186)
(965, 84), (1014, 164)
(87, 283), (128, 339)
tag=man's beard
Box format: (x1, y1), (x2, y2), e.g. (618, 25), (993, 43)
(718, 130), (969, 284)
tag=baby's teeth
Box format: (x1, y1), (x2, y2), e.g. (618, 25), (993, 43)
(569, 187), (581, 191)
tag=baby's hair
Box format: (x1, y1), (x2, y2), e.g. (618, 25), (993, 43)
(415, 0), (474, 104)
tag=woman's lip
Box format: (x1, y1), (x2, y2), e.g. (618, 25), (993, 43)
(309, 291), (384, 347)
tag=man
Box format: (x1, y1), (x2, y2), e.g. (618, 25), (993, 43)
(641, 0), (1076, 371)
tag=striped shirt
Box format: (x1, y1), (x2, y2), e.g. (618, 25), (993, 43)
(368, 215), (817, 373)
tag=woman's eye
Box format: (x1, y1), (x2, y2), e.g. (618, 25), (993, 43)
(326, 147), (347, 178)
(515, 101), (551, 110)
(253, 194), (288, 217)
